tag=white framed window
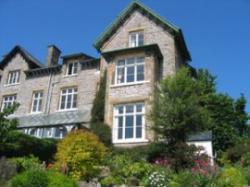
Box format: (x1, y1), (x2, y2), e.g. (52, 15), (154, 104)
(59, 87), (78, 111)
(1, 95), (16, 111)
(115, 57), (144, 84)
(129, 31), (144, 47)
(31, 91), (43, 113)
(113, 103), (145, 143)
(66, 62), (78, 75)
(7, 70), (20, 85)
(28, 126), (67, 139)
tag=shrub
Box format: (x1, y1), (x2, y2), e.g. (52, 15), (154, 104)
(170, 170), (195, 187)
(219, 139), (250, 165)
(47, 171), (77, 187)
(100, 175), (123, 187)
(11, 155), (41, 173)
(11, 168), (48, 187)
(55, 130), (107, 180)
(216, 166), (247, 187)
(1, 131), (57, 162)
(243, 166), (250, 185)
(0, 157), (16, 185)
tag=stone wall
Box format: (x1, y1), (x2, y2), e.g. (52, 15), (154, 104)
(101, 11), (185, 77)
(0, 53), (100, 118)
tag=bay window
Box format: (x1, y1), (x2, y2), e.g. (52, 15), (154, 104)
(116, 56), (144, 84)
(113, 103), (145, 143)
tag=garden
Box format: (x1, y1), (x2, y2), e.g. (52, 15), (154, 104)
(0, 68), (250, 187)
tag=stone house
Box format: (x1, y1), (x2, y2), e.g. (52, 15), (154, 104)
(0, 1), (212, 157)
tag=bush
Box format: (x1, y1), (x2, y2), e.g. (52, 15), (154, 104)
(0, 131), (57, 162)
(47, 171), (77, 187)
(219, 139), (250, 165)
(170, 170), (195, 187)
(216, 166), (247, 187)
(0, 157), (16, 185)
(55, 130), (107, 180)
(90, 122), (112, 146)
(143, 167), (172, 187)
(11, 156), (41, 173)
(11, 168), (48, 187)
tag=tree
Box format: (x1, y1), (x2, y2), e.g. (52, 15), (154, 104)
(234, 94), (249, 137)
(150, 68), (211, 145)
(90, 70), (112, 146)
(0, 103), (19, 144)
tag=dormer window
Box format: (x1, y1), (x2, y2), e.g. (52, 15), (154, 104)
(7, 70), (20, 85)
(129, 31), (144, 47)
(67, 62), (78, 75)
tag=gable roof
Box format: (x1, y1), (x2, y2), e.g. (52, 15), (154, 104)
(94, 0), (191, 61)
(0, 45), (44, 70)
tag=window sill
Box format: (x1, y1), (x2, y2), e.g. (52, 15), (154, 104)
(113, 139), (149, 144)
(110, 80), (150, 88)
(63, 74), (78, 78)
(56, 108), (78, 112)
(30, 112), (43, 115)
(4, 83), (20, 87)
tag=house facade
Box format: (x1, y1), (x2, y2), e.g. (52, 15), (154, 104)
(0, 1), (199, 148)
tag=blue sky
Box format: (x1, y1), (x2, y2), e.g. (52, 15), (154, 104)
(0, 0), (250, 113)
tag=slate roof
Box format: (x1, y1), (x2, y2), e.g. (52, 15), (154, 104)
(16, 109), (91, 128)
(188, 131), (212, 142)
(0, 45), (44, 69)
(61, 53), (94, 60)
(24, 65), (62, 77)
(94, 0), (191, 61)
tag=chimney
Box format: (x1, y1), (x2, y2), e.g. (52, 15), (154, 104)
(47, 45), (61, 66)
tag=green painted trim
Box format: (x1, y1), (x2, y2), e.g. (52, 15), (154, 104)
(93, 1), (191, 60)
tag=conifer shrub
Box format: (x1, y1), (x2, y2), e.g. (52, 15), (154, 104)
(55, 130), (107, 180)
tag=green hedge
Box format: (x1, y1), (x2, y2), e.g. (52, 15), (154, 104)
(0, 131), (57, 162)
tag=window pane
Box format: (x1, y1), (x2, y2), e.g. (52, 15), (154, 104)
(118, 128), (123, 139)
(136, 115), (142, 127)
(68, 63), (72, 75)
(117, 106), (123, 114)
(136, 127), (142, 138)
(126, 66), (135, 82)
(117, 67), (125, 84)
(138, 33), (144, 46)
(66, 95), (72, 109)
(130, 34), (136, 47)
(125, 128), (133, 139)
(137, 65), (144, 81)
(117, 60), (125, 66)
(72, 94), (77, 108)
(60, 95), (66, 109)
(125, 115), (133, 127)
(137, 57), (144, 63)
(55, 127), (61, 137)
(73, 63), (78, 74)
(127, 58), (135, 65)
(118, 117), (123, 128)
(136, 104), (143, 112)
(126, 105), (134, 113)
